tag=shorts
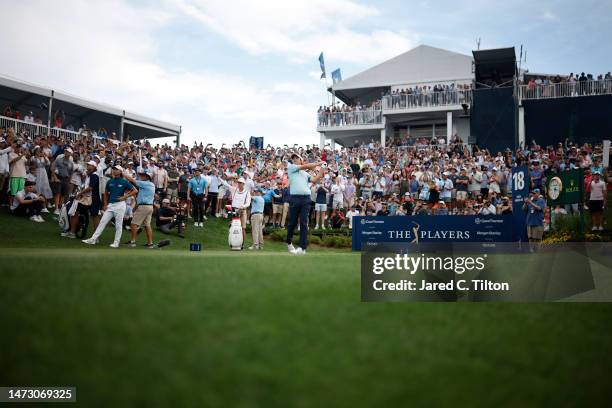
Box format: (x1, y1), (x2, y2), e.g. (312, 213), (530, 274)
(527, 225), (544, 240)
(332, 200), (343, 210)
(315, 203), (327, 212)
(442, 196), (452, 203)
(166, 188), (177, 199)
(178, 191), (188, 200)
(456, 191), (468, 200)
(132, 204), (154, 226)
(9, 177), (25, 196)
(59, 178), (72, 197)
(264, 202), (273, 215)
(589, 200), (603, 213)
(273, 203), (282, 214)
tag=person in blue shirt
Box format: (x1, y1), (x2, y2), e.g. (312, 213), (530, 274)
(249, 189), (265, 250)
(187, 168), (208, 227)
(523, 188), (546, 250)
(286, 153), (326, 255)
(123, 169), (157, 248)
(261, 181), (276, 225)
(83, 165), (137, 248)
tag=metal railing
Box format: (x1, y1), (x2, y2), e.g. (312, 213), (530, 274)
(518, 79), (612, 100)
(382, 90), (472, 110)
(317, 110), (383, 128)
(0, 115), (49, 136)
(1, 114), (120, 145)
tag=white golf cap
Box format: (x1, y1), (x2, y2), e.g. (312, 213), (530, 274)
(0, 137), (5, 143)
(112, 165), (124, 171)
(87, 160), (97, 167)
(162, 198), (170, 204)
(65, 147), (73, 153)
(237, 177), (246, 183)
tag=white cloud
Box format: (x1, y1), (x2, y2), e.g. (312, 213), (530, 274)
(0, 0), (321, 147)
(542, 10), (559, 21)
(173, 0), (418, 64)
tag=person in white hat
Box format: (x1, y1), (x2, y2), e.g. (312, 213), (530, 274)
(62, 160), (101, 238)
(227, 176), (251, 245)
(82, 165), (137, 248)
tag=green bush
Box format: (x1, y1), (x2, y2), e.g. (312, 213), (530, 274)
(309, 235), (322, 245)
(552, 214), (582, 239)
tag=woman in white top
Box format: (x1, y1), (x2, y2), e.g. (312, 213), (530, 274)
(31, 147), (53, 200)
(589, 172), (607, 231)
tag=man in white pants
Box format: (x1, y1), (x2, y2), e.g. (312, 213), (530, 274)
(82, 165), (137, 248)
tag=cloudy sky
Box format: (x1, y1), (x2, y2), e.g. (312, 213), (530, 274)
(1, 0), (610, 146)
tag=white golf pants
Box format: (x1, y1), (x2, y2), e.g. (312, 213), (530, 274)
(89, 201), (127, 245)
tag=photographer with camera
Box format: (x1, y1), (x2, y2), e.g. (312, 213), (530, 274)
(156, 198), (185, 238)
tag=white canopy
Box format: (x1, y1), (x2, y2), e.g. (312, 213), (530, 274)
(334, 45), (473, 91)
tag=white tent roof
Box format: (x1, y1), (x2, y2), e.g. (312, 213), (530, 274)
(334, 45), (473, 91)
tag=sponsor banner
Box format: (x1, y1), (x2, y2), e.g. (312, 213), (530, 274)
(361, 242), (612, 302)
(352, 215), (514, 251)
(546, 168), (584, 205)
(512, 166), (529, 242)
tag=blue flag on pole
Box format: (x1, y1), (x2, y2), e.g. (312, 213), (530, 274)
(331, 68), (342, 84)
(318, 52), (326, 79)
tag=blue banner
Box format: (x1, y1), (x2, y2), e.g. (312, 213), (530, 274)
(331, 68), (342, 84)
(352, 215), (515, 251)
(511, 166), (529, 242)
(318, 52), (326, 79)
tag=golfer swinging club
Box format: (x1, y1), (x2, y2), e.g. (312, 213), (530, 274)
(286, 153), (326, 255)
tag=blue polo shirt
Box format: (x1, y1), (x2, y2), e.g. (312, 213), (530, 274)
(135, 180), (155, 205)
(188, 176), (207, 195)
(106, 177), (132, 203)
(287, 164), (310, 195)
(251, 196), (265, 213)
(262, 188), (275, 203)
(526, 197), (546, 226)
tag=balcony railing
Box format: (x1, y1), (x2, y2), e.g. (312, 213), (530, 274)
(0, 114), (119, 145)
(317, 110), (383, 128)
(382, 90), (472, 110)
(518, 79), (612, 100)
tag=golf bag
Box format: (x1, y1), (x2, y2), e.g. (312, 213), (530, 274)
(58, 198), (89, 239)
(226, 205), (243, 250)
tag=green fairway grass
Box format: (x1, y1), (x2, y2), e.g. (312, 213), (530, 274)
(1, 210), (612, 407)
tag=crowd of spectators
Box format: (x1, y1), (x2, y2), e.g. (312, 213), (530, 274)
(0, 126), (609, 249)
(522, 72), (612, 98)
(317, 83), (472, 127)
(382, 83), (472, 108)
(317, 101), (382, 127)
(3, 105), (120, 140)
